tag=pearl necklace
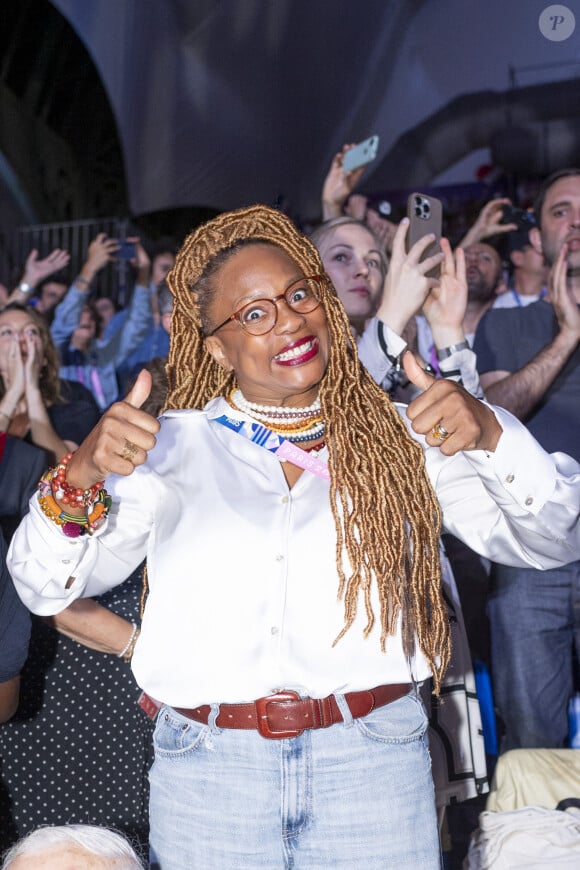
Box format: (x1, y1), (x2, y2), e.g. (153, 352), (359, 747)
(229, 389), (321, 423)
(228, 389), (325, 444)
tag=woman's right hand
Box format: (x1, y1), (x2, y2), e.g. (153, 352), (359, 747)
(321, 145), (367, 220)
(549, 242), (580, 344)
(375, 218), (444, 335)
(422, 238), (467, 347)
(65, 369), (161, 490)
(457, 197), (517, 248)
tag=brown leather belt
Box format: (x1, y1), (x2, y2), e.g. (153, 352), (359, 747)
(175, 683), (412, 740)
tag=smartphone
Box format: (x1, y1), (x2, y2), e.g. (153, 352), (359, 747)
(117, 240), (136, 260)
(501, 204), (536, 231)
(406, 193), (443, 279)
(342, 135), (380, 173)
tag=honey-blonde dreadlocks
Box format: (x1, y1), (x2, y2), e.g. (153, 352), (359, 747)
(166, 205), (450, 691)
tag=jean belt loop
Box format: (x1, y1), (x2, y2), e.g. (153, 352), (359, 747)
(207, 702), (221, 733)
(334, 692), (354, 728)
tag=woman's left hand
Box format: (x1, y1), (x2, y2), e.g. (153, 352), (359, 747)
(422, 239), (467, 348)
(403, 352), (502, 454)
(23, 331), (43, 391)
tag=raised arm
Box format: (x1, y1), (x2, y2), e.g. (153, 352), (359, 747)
(458, 198), (517, 249)
(6, 248), (70, 306)
(22, 329), (69, 460)
(480, 243), (580, 417)
(374, 218), (443, 335)
(51, 234), (120, 345)
(96, 241), (153, 367)
(422, 241), (466, 349)
(404, 353), (501, 454)
(7, 371), (160, 614)
(421, 241), (484, 398)
(357, 219), (442, 383)
(57, 369), (159, 495)
(321, 144), (367, 220)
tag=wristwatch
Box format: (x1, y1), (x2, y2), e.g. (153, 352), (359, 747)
(17, 281), (32, 294)
(436, 340), (470, 360)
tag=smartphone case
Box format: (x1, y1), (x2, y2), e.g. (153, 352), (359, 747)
(117, 241), (136, 260)
(342, 135), (380, 173)
(406, 193), (443, 279)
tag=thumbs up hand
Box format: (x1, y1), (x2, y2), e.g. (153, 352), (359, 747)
(64, 369), (161, 491)
(403, 352), (502, 455)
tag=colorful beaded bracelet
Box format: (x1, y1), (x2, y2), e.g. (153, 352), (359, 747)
(38, 489), (111, 538)
(39, 468), (111, 538)
(50, 451), (105, 508)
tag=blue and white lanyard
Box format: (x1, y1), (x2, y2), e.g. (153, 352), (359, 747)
(214, 415), (330, 481)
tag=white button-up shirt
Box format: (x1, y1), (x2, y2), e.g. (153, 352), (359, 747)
(8, 397), (580, 707)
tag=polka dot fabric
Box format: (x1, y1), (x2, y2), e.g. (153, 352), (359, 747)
(0, 570), (153, 857)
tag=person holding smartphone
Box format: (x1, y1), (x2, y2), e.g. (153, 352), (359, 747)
(51, 235), (153, 409)
(310, 216), (483, 400)
(321, 143), (397, 254)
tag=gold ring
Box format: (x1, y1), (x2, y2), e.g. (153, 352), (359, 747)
(431, 422), (449, 442)
(121, 439), (139, 463)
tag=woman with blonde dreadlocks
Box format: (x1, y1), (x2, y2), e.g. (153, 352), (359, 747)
(8, 205), (580, 870)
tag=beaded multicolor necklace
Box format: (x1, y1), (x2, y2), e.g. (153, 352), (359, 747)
(228, 389), (326, 451)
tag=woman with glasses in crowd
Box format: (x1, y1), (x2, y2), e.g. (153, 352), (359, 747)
(9, 205), (580, 869)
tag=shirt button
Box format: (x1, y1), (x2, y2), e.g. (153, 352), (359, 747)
(62, 559), (71, 564)
(525, 496), (534, 506)
(275, 554), (284, 562)
(271, 626), (279, 635)
(505, 474), (515, 484)
(281, 495), (289, 504)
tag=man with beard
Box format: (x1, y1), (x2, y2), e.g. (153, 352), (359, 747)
(462, 242), (502, 339)
(474, 168), (580, 751)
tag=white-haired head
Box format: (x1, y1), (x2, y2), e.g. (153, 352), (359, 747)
(1, 824), (144, 869)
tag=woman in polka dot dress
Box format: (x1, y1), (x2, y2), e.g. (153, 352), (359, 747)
(0, 568), (154, 860)
(0, 363), (167, 860)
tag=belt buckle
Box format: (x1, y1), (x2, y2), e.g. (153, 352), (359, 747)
(255, 690), (303, 739)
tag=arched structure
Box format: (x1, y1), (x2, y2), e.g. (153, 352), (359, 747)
(2, 0), (580, 229)
(0, 0), (127, 233)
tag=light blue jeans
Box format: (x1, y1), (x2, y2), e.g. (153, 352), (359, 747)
(148, 691), (441, 869)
